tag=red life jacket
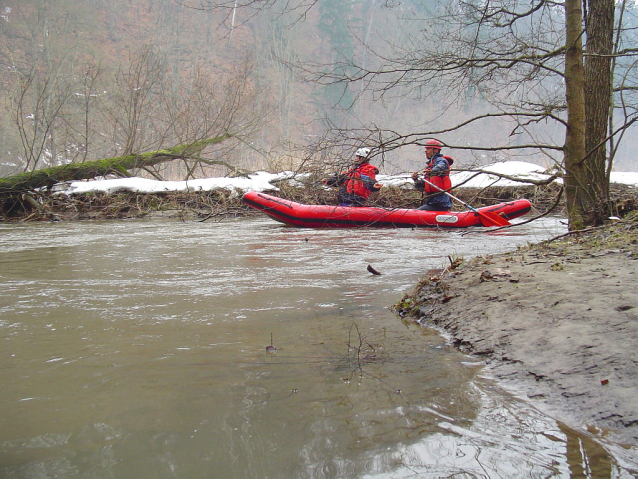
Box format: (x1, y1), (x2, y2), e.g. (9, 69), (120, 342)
(423, 155), (453, 193)
(342, 163), (379, 199)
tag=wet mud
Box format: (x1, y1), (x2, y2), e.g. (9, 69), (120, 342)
(397, 213), (638, 449)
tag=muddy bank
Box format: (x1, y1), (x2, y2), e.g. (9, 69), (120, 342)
(395, 213), (638, 448)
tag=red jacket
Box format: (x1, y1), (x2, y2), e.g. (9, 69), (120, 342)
(341, 163), (380, 199)
(420, 155), (453, 193)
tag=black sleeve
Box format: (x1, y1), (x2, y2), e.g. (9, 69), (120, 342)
(325, 175), (345, 187)
(360, 175), (377, 191)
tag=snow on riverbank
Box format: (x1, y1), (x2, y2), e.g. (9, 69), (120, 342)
(61, 161), (638, 195)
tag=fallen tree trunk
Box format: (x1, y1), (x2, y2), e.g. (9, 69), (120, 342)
(0, 135), (230, 197)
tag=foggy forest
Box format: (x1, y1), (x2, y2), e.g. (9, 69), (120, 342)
(1, 0), (637, 184)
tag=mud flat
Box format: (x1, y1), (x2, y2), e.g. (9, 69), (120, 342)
(397, 213), (638, 450)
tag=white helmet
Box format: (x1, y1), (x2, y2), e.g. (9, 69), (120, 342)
(355, 147), (370, 158)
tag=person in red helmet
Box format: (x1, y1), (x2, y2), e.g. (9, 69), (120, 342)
(411, 139), (454, 211)
(323, 147), (383, 207)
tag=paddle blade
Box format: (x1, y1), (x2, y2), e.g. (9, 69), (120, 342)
(479, 211), (510, 227)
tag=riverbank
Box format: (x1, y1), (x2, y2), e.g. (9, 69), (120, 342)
(395, 213), (638, 448)
(1, 181), (567, 222)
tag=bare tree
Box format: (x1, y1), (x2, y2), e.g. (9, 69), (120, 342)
(155, 54), (273, 179)
(177, 0), (318, 28)
(294, 0), (637, 230)
(102, 45), (167, 157)
(1, 0), (273, 189)
(563, 0), (587, 228)
(2, 1), (95, 173)
(582, 0), (615, 223)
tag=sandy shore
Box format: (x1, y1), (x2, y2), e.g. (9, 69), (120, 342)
(400, 214), (638, 448)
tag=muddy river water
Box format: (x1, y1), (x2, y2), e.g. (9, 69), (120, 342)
(0, 217), (632, 478)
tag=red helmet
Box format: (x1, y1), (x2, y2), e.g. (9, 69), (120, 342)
(425, 139), (443, 150)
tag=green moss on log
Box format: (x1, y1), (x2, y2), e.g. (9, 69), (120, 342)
(0, 135), (231, 196)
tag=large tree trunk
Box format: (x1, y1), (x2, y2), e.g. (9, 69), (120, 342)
(563, 0), (588, 230)
(0, 135), (230, 197)
(584, 0), (615, 224)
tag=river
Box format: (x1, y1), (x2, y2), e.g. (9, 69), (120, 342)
(0, 216), (630, 478)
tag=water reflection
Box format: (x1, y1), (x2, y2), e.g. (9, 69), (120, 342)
(0, 217), (635, 478)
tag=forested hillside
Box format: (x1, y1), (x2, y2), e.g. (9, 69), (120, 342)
(1, 0), (637, 183)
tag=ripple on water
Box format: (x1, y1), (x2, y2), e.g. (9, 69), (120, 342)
(2, 217), (633, 477)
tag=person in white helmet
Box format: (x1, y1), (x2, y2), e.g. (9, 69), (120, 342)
(322, 147), (383, 207)
(411, 139), (453, 211)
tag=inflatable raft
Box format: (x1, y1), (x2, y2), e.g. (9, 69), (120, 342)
(242, 191), (532, 228)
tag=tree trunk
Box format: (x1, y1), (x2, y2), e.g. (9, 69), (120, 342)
(584, 0), (614, 224)
(563, 0), (588, 230)
(0, 135), (230, 197)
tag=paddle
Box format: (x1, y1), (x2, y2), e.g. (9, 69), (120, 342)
(420, 178), (510, 227)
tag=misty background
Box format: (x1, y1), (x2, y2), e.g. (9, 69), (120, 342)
(1, 0), (636, 181)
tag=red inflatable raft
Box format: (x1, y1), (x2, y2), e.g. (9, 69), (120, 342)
(242, 191), (532, 228)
